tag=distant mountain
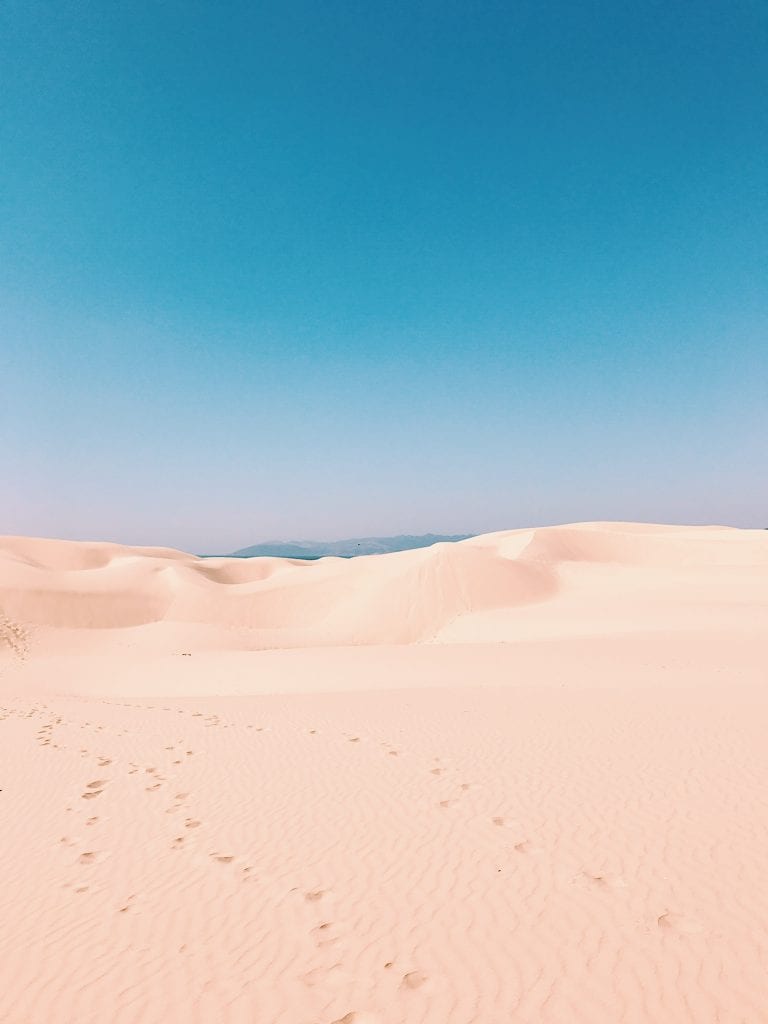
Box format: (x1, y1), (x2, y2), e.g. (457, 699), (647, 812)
(229, 533), (472, 559)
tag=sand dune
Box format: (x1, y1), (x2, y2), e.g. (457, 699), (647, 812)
(2, 521), (765, 643)
(1, 523), (767, 1022)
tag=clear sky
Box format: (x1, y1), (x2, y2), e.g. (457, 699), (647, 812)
(2, 1), (766, 552)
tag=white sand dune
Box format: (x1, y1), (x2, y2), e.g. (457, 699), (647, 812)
(1, 523), (767, 1023)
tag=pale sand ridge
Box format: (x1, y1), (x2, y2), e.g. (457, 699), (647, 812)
(1, 523), (767, 1022)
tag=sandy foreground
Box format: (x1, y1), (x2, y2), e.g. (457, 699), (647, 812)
(1, 522), (767, 1024)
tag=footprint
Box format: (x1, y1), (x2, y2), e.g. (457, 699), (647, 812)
(81, 791), (102, 800)
(401, 971), (430, 991)
(430, 768), (444, 775)
(657, 911), (703, 934)
(211, 854), (234, 864)
(330, 1013), (379, 1024)
(117, 894), (137, 913)
(305, 888), (328, 901)
(86, 780), (108, 789)
(310, 922), (338, 947)
(78, 851), (108, 865)
(185, 819), (202, 829)
(580, 871), (627, 890)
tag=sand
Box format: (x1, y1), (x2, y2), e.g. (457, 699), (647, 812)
(1, 522), (767, 1023)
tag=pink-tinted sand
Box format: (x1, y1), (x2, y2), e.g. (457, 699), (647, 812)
(1, 522), (767, 1023)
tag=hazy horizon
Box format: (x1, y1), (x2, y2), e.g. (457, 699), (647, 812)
(3, 2), (766, 552)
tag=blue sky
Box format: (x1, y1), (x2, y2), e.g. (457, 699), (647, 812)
(2, 1), (766, 550)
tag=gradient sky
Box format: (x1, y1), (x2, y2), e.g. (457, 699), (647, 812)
(2, 1), (766, 552)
